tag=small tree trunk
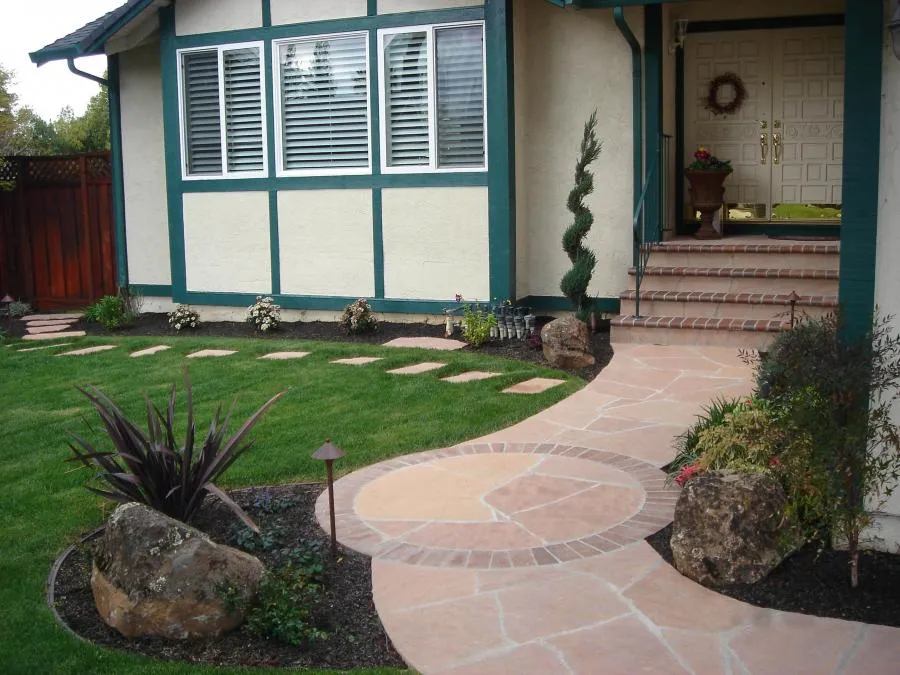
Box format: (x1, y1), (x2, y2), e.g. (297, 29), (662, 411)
(851, 547), (859, 588)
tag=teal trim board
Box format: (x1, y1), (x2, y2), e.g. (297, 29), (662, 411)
(262, 0), (272, 28)
(129, 284), (173, 297)
(373, 189), (385, 298)
(174, 291), (455, 316)
(268, 191), (281, 295)
(368, 0), (378, 16)
(107, 53), (129, 289)
(643, 4), (663, 245)
(613, 8), (642, 222)
(520, 296), (621, 315)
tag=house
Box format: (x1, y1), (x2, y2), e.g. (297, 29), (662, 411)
(31, 0), (900, 550)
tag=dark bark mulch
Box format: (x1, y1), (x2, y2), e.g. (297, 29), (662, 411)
(53, 484), (405, 670)
(646, 524), (900, 627)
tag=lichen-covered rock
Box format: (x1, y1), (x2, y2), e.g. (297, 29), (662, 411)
(670, 471), (794, 586)
(91, 502), (264, 639)
(541, 315), (595, 369)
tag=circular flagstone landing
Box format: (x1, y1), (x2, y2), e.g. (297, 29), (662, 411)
(315, 443), (680, 569)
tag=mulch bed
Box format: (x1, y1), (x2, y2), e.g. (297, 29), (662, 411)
(647, 524), (900, 627)
(53, 484), (406, 670)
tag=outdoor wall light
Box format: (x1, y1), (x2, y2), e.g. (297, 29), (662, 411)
(890, 1), (900, 61)
(669, 18), (689, 55)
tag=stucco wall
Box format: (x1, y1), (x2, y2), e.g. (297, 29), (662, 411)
(270, 0), (367, 26)
(514, 0), (640, 301)
(175, 0), (262, 36)
(378, 0), (483, 14)
(278, 190), (375, 297)
(382, 187), (489, 300)
(120, 42), (171, 286)
(183, 192), (271, 294)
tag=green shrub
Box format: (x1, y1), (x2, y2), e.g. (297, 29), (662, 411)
(247, 296), (281, 332)
(83, 295), (129, 330)
(459, 299), (496, 347)
(66, 374), (283, 532)
(168, 304), (200, 331)
(667, 397), (745, 483)
(340, 298), (377, 334)
(8, 301), (31, 318)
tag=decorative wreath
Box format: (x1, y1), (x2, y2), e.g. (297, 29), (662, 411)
(705, 72), (747, 116)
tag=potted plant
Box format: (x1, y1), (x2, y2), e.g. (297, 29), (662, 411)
(684, 147), (732, 240)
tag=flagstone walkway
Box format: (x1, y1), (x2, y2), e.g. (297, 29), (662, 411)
(316, 344), (900, 675)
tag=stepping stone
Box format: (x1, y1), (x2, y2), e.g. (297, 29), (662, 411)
(22, 331), (86, 341)
(26, 324), (72, 335)
(331, 357), (383, 366)
(441, 371), (500, 383)
(25, 319), (78, 327)
(15, 342), (74, 353)
(59, 345), (117, 356)
(382, 337), (466, 351)
(503, 378), (567, 395)
(187, 349), (237, 359)
(259, 351), (310, 360)
(387, 362), (447, 375)
(21, 313), (81, 322)
(130, 346), (171, 358)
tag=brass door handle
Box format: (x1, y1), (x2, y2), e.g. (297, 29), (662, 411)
(760, 133), (769, 164)
(773, 132), (782, 165)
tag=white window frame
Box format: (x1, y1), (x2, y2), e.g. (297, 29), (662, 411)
(272, 31), (372, 178)
(377, 21), (488, 175)
(176, 41), (269, 181)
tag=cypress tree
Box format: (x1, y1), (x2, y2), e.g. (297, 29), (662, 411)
(560, 111), (602, 320)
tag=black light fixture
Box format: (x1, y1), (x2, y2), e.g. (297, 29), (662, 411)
(1, 294), (13, 333)
(890, 0), (900, 61)
(313, 439), (346, 556)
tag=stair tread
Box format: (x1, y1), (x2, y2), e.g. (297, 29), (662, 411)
(629, 266), (838, 279)
(644, 241), (839, 255)
(610, 315), (786, 332)
(619, 290), (838, 306)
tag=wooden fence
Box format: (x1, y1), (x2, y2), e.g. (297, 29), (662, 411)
(0, 153), (117, 310)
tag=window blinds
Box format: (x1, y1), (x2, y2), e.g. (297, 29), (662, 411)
(384, 32), (429, 167)
(223, 47), (265, 173)
(435, 26), (485, 168)
(182, 50), (222, 176)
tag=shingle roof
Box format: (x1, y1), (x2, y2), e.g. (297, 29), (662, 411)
(29, 0), (152, 66)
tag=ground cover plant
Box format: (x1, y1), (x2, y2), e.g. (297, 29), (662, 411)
(0, 335), (581, 674)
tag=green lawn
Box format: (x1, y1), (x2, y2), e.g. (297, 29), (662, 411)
(0, 335), (582, 675)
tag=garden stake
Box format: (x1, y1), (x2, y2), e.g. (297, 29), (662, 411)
(789, 290), (800, 329)
(313, 439), (346, 557)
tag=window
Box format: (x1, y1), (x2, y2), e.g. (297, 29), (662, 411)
(178, 43), (267, 179)
(379, 22), (486, 173)
(275, 33), (371, 176)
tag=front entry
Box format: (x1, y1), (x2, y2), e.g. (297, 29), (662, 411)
(684, 26), (844, 228)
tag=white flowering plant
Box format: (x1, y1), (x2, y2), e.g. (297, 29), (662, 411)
(247, 296), (281, 332)
(340, 298), (377, 334)
(167, 304), (200, 331)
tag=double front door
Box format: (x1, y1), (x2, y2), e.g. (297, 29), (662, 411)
(684, 26), (844, 224)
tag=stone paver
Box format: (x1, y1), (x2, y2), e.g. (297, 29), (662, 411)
(15, 342), (74, 353)
(383, 337), (466, 351)
(441, 371), (499, 383)
(22, 331), (86, 341)
(24, 319), (78, 327)
(58, 345), (117, 356)
(387, 362), (447, 375)
(258, 351), (310, 360)
(186, 349), (237, 358)
(331, 356), (383, 366)
(502, 377), (566, 394)
(130, 345), (171, 358)
(317, 344), (900, 674)
(21, 313), (81, 321)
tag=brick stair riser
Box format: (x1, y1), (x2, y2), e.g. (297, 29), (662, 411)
(610, 324), (777, 350)
(619, 298), (835, 321)
(633, 274), (838, 296)
(645, 251), (839, 271)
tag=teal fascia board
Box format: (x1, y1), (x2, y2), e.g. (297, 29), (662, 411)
(107, 53), (129, 289)
(644, 5), (663, 244)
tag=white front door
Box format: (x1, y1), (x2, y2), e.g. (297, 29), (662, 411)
(684, 26), (844, 224)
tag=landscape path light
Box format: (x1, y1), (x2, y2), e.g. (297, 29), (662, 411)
(313, 438), (346, 557)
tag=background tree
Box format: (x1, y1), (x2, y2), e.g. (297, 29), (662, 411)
(560, 111), (602, 320)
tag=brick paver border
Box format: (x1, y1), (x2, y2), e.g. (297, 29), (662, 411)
(315, 442), (679, 569)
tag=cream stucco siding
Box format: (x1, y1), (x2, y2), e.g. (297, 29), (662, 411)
(183, 192), (271, 294)
(278, 190), (375, 297)
(515, 0), (639, 301)
(120, 42), (170, 286)
(175, 0), (262, 36)
(270, 0), (367, 25)
(378, 0), (483, 14)
(382, 187), (489, 300)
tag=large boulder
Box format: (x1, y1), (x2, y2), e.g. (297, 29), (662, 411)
(541, 315), (595, 369)
(671, 471), (794, 586)
(91, 502), (264, 639)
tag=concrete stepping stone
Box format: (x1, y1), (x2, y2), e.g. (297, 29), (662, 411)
(331, 357), (383, 366)
(130, 346), (171, 358)
(22, 331), (86, 341)
(387, 362), (447, 375)
(15, 342), (74, 353)
(383, 337), (466, 351)
(21, 313), (81, 322)
(259, 351), (310, 360)
(25, 324), (72, 335)
(503, 378), (567, 395)
(441, 371), (500, 383)
(25, 319), (78, 327)
(186, 349), (237, 359)
(59, 345), (117, 356)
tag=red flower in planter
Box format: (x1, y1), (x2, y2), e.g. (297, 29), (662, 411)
(675, 463), (703, 486)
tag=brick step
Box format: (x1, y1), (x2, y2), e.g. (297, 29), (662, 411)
(619, 290), (837, 321)
(629, 266), (838, 295)
(610, 315), (783, 349)
(641, 242), (839, 271)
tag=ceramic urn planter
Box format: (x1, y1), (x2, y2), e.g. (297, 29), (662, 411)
(684, 169), (732, 240)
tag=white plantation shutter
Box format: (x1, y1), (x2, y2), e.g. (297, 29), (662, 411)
(435, 26), (485, 168)
(278, 36), (369, 171)
(223, 47), (264, 173)
(384, 32), (429, 167)
(182, 50), (222, 175)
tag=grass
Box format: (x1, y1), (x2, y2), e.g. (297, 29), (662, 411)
(771, 204), (842, 221)
(0, 335), (582, 675)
